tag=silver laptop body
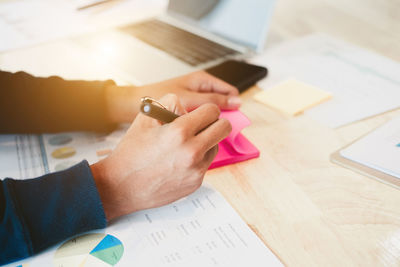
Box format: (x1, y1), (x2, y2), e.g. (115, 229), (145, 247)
(74, 0), (276, 84)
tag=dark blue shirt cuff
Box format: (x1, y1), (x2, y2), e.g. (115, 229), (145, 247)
(0, 160), (107, 265)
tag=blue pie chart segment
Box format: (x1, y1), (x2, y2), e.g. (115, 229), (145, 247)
(89, 235), (124, 266)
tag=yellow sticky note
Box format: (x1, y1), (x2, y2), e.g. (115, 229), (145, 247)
(254, 79), (332, 115)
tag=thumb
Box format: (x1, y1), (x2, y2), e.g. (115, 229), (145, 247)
(158, 93), (187, 116)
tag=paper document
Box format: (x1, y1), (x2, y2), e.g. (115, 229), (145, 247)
(5, 184), (282, 266)
(0, 129), (127, 179)
(0, 134), (48, 179)
(252, 34), (400, 128)
(340, 116), (400, 179)
(0, 112), (278, 266)
(42, 127), (127, 173)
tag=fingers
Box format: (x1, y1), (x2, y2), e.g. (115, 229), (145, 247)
(175, 103), (220, 136)
(133, 94), (230, 161)
(188, 71), (239, 96)
(189, 91), (242, 110)
(202, 145), (219, 167)
(181, 119), (229, 172)
(193, 118), (232, 153)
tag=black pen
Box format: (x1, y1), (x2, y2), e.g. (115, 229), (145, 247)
(140, 96), (180, 123)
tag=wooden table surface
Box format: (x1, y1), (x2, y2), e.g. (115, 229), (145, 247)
(207, 0), (400, 266)
(1, 0), (399, 266)
(207, 87), (400, 266)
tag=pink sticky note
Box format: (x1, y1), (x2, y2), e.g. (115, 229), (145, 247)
(209, 110), (260, 169)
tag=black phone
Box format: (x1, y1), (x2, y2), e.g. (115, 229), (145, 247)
(205, 60), (268, 93)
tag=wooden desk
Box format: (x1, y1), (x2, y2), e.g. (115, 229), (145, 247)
(1, 0), (399, 266)
(207, 87), (400, 266)
(206, 1), (400, 265)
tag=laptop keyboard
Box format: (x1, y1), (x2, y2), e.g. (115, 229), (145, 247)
(120, 19), (238, 66)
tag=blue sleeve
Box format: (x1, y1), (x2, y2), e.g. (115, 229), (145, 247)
(0, 160), (107, 265)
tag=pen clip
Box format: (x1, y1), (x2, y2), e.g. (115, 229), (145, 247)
(141, 96), (168, 110)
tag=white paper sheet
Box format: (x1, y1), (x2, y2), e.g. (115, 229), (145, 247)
(340, 116), (400, 179)
(251, 34), (400, 128)
(110, 184), (282, 266)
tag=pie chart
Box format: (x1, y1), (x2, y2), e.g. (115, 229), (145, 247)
(54, 233), (124, 267)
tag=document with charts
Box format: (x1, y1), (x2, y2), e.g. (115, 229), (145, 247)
(252, 33), (400, 128)
(0, 125), (281, 266)
(5, 183), (282, 267)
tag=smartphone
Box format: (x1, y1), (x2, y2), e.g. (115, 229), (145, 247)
(205, 60), (268, 93)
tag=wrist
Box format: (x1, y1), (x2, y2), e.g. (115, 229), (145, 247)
(104, 85), (139, 124)
(90, 160), (121, 221)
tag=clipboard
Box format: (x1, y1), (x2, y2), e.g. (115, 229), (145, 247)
(330, 138), (400, 190)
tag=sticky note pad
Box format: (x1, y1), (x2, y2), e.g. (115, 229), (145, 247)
(209, 110), (259, 169)
(254, 79), (332, 115)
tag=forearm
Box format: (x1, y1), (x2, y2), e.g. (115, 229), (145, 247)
(0, 161), (106, 265)
(0, 70), (241, 132)
(0, 70), (117, 133)
(104, 84), (167, 124)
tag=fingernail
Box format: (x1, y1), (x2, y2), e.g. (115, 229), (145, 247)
(228, 96), (242, 107)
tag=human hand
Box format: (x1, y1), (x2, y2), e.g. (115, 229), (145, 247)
(105, 71), (241, 123)
(91, 94), (232, 221)
(138, 71), (241, 111)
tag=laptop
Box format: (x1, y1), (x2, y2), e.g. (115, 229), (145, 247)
(74, 0), (276, 84)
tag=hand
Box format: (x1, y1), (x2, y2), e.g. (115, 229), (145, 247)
(91, 94), (232, 221)
(105, 71), (241, 123)
(138, 71), (241, 111)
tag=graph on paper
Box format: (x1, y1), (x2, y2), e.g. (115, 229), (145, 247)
(54, 233), (124, 267)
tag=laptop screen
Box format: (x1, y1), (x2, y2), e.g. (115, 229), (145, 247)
(167, 0), (276, 51)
